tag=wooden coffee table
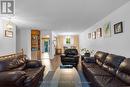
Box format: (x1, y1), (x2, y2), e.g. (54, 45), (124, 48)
(50, 67), (82, 87)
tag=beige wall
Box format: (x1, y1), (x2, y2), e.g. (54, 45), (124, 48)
(56, 35), (79, 53)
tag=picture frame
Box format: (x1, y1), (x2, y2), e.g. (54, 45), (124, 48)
(5, 30), (13, 38)
(88, 33), (91, 39)
(103, 22), (111, 38)
(92, 31), (96, 39)
(66, 36), (71, 44)
(96, 28), (102, 38)
(114, 22), (123, 34)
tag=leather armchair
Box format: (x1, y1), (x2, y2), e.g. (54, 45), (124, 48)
(61, 49), (79, 66)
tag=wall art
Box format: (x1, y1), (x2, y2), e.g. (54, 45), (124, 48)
(114, 22), (123, 34)
(96, 28), (102, 38)
(103, 22), (111, 37)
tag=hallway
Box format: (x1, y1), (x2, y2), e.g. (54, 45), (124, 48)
(41, 52), (50, 59)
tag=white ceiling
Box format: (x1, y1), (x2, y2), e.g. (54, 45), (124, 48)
(14, 0), (129, 33)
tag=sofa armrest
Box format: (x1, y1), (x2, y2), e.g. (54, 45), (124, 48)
(61, 54), (66, 60)
(26, 60), (42, 68)
(0, 71), (27, 86)
(84, 57), (96, 63)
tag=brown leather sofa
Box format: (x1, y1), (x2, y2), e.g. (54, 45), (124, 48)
(0, 54), (45, 87)
(82, 51), (130, 87)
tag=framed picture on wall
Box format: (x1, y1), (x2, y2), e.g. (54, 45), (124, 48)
(114, 22), (123, 34)
(5, 30), (13, 38)
(103, 22), (111, 38)
(96, 28), (102, 38)
(88, 33), (91, 39)
(92, 31), (96, 39)
(66, 36), (71, 44)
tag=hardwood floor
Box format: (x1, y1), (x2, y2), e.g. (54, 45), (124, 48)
(41, 55), (61, 76)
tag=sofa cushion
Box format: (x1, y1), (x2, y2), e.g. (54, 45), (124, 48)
(82, 60), (99, 68)
(61, 57), (76, 62)
(87, 67), (112, 76)
(26, 60), (42, 68)
(0, 55), (26, 72)
(116, 58), (130, 85)
(84, 57), (96, 63)
(0, 56), (16, 71)
(13, 64), (26, 71)
(102, 54), (125, 75)
(94, 51), (108, 66)
(24, 66), (45, 86)
(24, 66), (44, 78)
(65, 49), (78, 55)
(94, 75), (127, 87)
(0, 71), (27, 87)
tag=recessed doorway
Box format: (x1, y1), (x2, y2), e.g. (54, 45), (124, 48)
(42, 35), (50, 59)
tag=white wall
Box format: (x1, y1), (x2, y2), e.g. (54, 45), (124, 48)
(16, 27), (31, 59)
(0, 19), (16, 56)
(79, 1), (130, 57)
(51, 32), (56, 59)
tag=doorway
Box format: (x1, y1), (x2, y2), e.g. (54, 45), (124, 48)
(42, 35), (50, 59)
(44, 39), (50, 52)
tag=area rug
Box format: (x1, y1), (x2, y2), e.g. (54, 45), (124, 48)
(39, 70), (90, 87)
(78, 70), (90, 87)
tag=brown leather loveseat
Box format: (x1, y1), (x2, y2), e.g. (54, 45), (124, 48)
(0, 54), (45, 87)
(82, 51), (130, 87)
